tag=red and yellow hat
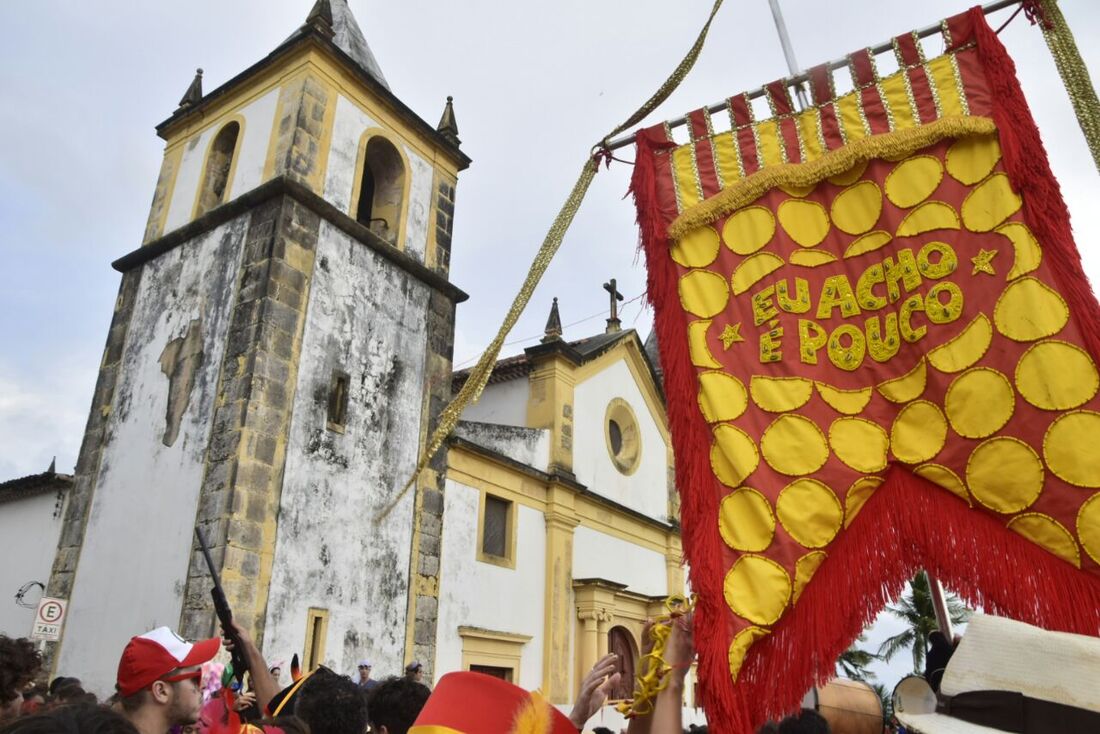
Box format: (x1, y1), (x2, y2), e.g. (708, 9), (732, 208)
(409, 672), (577, 734)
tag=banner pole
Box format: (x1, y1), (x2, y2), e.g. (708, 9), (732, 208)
(767, 0), (810, 109)
(926, 571), (954, 639)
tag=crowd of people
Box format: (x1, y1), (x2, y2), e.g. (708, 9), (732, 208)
(0, 612), (836, 734)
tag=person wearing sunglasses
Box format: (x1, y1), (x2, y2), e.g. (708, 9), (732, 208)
(114, 628), (219, 734)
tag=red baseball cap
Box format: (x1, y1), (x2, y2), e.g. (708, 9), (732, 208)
(116, 627), (220, 697)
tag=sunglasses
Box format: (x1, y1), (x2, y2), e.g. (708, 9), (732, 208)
(160, 670), (203, 684)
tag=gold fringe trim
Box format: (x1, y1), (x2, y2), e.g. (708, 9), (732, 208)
(667, 115), (997, 241)
(1038, 0), (1100, 173)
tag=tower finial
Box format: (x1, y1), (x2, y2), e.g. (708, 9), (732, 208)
(437, 95), (461, 146)
(305, 0), (335, 37)
(542, 297), (563, 343)
(603, 279), (624, 333)
(177, 68), (204, 111)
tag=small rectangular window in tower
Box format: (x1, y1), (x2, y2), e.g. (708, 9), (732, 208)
(326, 369), (350, 433)
(478, 493), (514, 566)
(469, 664), (514, 682)
(303, 607), (329, 671)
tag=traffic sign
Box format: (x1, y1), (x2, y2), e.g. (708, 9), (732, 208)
(31, 597), (67, 641)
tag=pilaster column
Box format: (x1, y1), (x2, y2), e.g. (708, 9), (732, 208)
(596, 611), (613, 659)
(576, 610), (601, 686)
(542, 484), (579, 704)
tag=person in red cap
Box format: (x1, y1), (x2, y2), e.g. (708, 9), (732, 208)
(115, 627), (220, 734)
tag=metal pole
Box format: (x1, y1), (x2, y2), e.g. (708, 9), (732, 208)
(925, 571), (954, 639)
(605, 0), (1020, 151)
(767, 0), (810, 110)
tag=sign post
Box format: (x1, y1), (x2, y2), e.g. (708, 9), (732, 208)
(30, 597), (67, 642)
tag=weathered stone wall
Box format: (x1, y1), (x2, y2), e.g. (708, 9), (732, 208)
(52, 217), (248, 694)
(262, 220), (433, 675)
(271, 76), (330, 191)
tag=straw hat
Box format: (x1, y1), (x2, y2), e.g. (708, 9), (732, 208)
(894, 614), (1100, 733)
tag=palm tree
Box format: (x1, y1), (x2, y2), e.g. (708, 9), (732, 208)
(836, 634), (878, 681)
(877, 571), (970, 673)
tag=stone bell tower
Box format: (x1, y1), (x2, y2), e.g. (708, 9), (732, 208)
(46, 0), (469, 693)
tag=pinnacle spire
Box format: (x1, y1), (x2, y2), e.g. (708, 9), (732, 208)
(542, 298), (563, 343)
(437, 96), (461, 146)
(47, 456), (56, 475)
(177, 68), (203, 110)
(305, 0), (335, 37)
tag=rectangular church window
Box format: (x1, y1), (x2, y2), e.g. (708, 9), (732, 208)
(326, 369), (350, 432)
(303, 607), (329, 671)
(470, 664), (513, 682)
(481, 494), (511, 560)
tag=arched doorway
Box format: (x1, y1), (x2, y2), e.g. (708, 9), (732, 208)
(607, 625), (637, 701)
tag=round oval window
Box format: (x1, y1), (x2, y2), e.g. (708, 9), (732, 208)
(605, 399), (641, 475)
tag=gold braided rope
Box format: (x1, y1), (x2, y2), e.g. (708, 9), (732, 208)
(1038, 0), (1100, 172)
(616, 595), (695, 718)
(379, 0), (725, 520)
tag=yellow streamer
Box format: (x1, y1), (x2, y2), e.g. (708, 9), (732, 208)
(616, 595), (695, 719)
(1037, 0), (1100, 173)
(381, 0), (726, 520)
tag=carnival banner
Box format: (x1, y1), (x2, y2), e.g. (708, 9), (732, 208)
(632, 8), (1100, 733)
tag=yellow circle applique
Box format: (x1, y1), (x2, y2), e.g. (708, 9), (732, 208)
(914, 463), (971, 505)
(831, 180), (883, 236)
(749, 376), (813, 412)
(961, 173), (1023, 233)
(945, 134), (1002, 185)
(792, 551), (827, 604)
(1077, 493), (1100, 567)
(997, 222), (1042, 281)
(1015, 340), (1100, 410)
(778, 182), (816, 198)
(844, 230), (893, 259)
(828, 159), (868, 186)
(790, 250), (838, 268)
(891, 400), (948, 464)
(719, 488), (776, 552)
(698, 371), (748, 422)
(829, 417), (890, 473)
(777, 478), (844, 548)
(896, 201), (960, 238)
(944, 368), (1015, 439)
(728, 626), (770, 681)
(967, 436), (1044, 513)
(671, 226), (721, 268)
(760, 414), (830, 475)
(993, 277), (1069, 342)
(927, 313), (992, 374)
(688, 319), (723, 369)
(723, 206), (777, 255)
(1043, 411), (1100, 488)
(844, 476), (884, 528)
(724, 555), (792, 626)
(679, 269), (730, 318)
(877, 358), (928, 403)
(731, 252), (785, 296)
(711, 424), (760, 487)
(885, 155), (944, 208)
(1007, 513), (1080, 568)
(777, 199), (830, 247)
(815, 382), (873, 415)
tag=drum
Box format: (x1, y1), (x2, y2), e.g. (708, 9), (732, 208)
(892, 674), (937, 717)
(803, 677), (884, 734)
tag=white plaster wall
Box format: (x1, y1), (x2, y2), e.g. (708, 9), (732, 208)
(161, 89), (278, 235)
(0, 492), (66, 637)
(228, 89), (280, 198)
(435, 478), (545, 690)
(572, 526), (668, 598)
(322, 94), (435, 264)
(573, 360), (669, 522)
(461, 377), (530, 427)
(58, 217), (248, 695)
(454, 422), (550, 472)
(263, 221), (430, 679)
(164, 127), (217, 232)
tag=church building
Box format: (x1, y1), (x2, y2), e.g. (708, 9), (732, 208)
(8, 1), (694, 723)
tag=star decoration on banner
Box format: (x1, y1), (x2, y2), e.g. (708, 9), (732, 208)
(720, 323), (744, 349)
(971, 248), (998, 275)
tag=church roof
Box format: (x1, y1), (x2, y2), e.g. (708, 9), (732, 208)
(279, 0), (390, 91)
(0, 463), (73, 505)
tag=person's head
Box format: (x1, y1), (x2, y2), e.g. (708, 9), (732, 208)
(357, 661), (372, 682)
(592, 727), (615, 734)
(778, 709), (830, 734)
(756, 724), (780, 734)
(114, 627), (218, 731)
(0, 636), (42, 721)
(293, 667), (369, 734)
(367, 677), (430, 734)
(403, 662), (422, 683)
(0, 703), (139, 734)
(54, 686), (88, 706)
(47, 678), (80, 699)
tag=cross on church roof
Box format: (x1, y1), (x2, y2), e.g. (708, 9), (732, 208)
(603, 279), (624, 334)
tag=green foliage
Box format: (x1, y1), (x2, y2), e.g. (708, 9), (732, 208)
(836, 634), (878, 681)
(876, 572), (970, 673)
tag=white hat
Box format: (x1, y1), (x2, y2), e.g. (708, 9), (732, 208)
(895, 614), (1100, 733)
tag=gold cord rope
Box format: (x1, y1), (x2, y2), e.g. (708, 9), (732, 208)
(380, 0), (725, 520)
(616, 595), (695, 718)
(1038, 0), (1100, 172)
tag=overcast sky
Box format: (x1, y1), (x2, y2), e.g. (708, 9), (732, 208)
(2, 0), (1097, 693)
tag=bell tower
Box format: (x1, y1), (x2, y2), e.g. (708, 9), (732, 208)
(46, 0), (469, 691)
